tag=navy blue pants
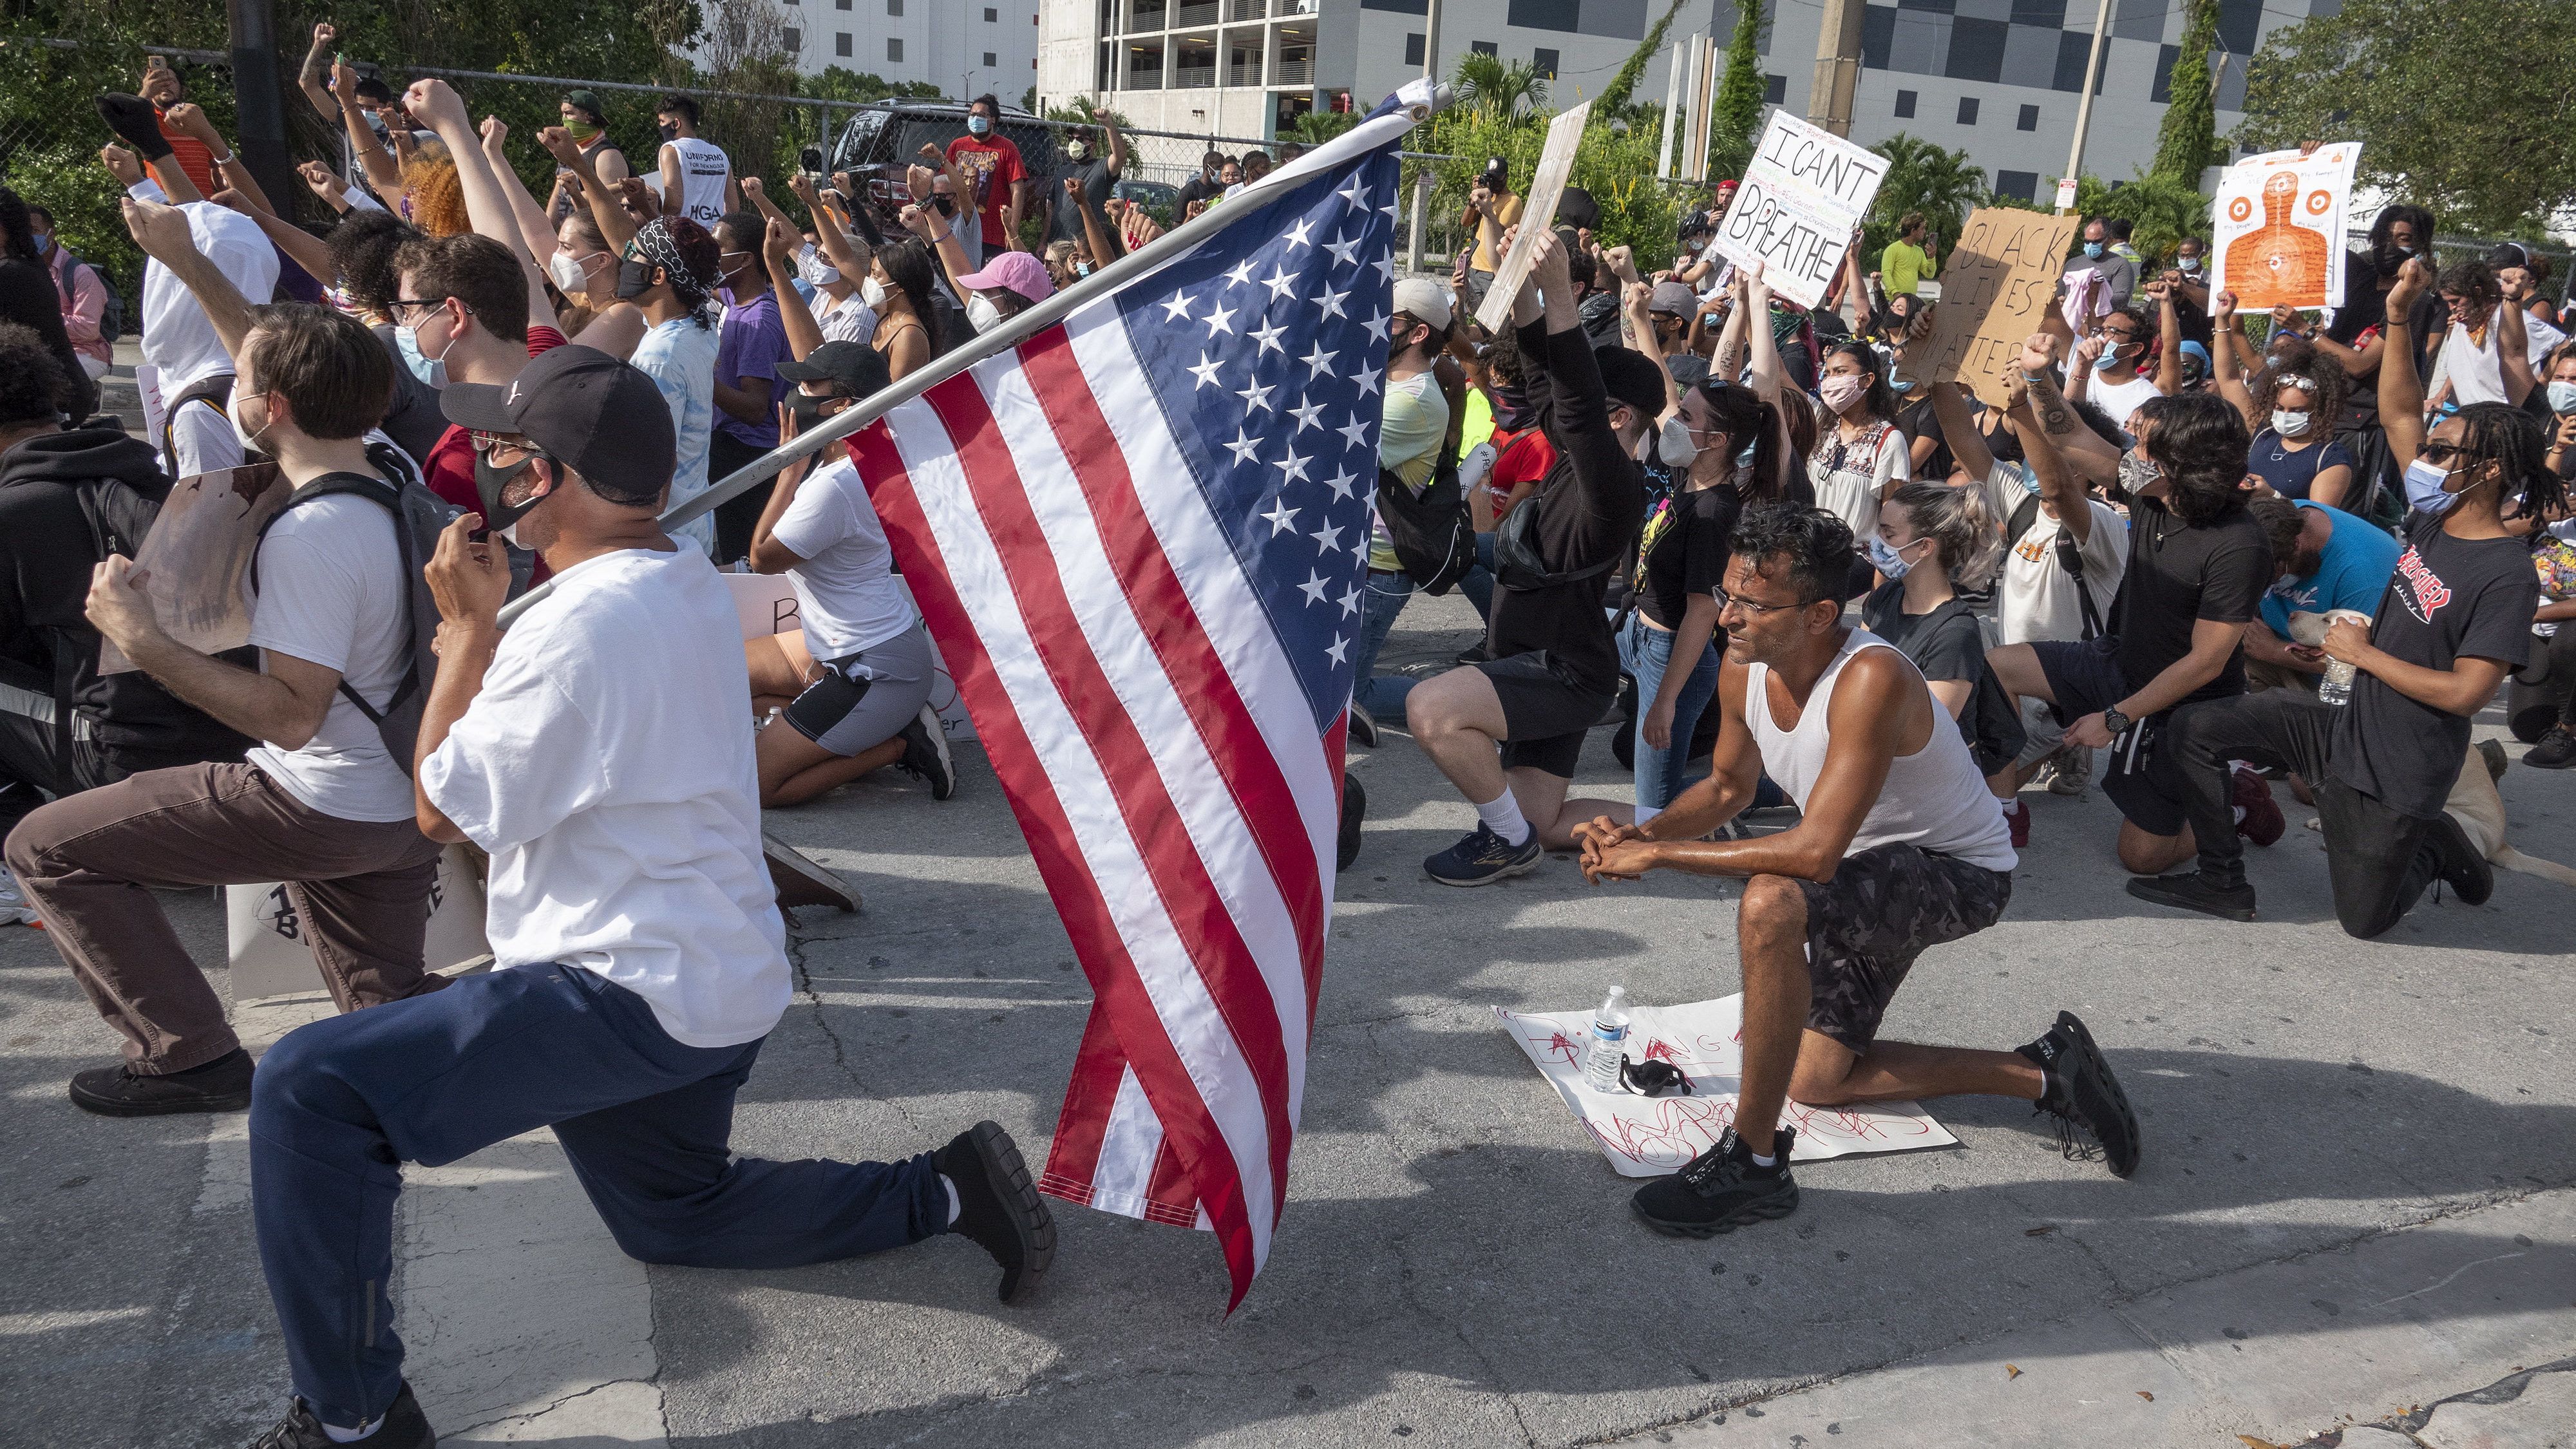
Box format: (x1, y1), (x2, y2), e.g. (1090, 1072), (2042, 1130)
(250, 962), (947, 1430)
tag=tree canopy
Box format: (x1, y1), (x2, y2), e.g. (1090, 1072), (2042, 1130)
(1707, 0), (1768, 184)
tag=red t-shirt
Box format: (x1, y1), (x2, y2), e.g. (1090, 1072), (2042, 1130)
(423, 330), (569, 579)
(155, 108), (218, 200)
(943, 134), (1027, 249)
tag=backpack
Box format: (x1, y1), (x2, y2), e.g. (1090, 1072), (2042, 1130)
(2005, 487), (2104, 641)
(251, 444), (459, 776)
(1492, 480), (1620, 592)
(158, 372), (240, 480)
(96, 269), (125, 345)
(1374, 449), (1474, 594)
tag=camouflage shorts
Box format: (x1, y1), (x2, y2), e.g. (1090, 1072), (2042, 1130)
(1796, 843), (2014, 1052)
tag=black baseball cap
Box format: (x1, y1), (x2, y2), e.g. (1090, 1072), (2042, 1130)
(440, 345), (676, 492)
(775, 340), (890, 399)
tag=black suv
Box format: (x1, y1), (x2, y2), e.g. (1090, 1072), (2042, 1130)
(828, 102), (1063, 223)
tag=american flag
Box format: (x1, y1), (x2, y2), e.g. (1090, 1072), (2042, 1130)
(851, 88), (1426, 1307)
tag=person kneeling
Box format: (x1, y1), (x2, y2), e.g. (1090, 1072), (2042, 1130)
(237, 345), (1050, 1448)
(1578, 506), (2139, 1238)
(743, 341), (952, 808)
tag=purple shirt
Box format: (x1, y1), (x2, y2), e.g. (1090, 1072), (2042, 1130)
(714, 290), (788, 449)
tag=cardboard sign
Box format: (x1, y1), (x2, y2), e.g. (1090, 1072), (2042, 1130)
(1711, 110), (1889, 311)
(2211, 144), (2360, 311)
(97, 462), (289, 676)
(1472, 100), (1593, 336)
(226, 844), (490, 1002)
(1900, 207), (2081, 407)
(1497, 996), (1956, 1175)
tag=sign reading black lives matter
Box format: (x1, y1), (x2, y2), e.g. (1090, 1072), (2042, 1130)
(1709, 111), (1890, 311)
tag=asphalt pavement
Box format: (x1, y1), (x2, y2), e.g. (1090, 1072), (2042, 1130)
(3, 573), (2571, 1449)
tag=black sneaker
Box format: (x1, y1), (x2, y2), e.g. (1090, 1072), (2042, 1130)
(1348, 704), (1379, 748)
(2524, 725), (2576, 771)
(1423, 822), (1542, 886)
(249, 1381), (435, 1448)
(2018, 1012), (2141, 1178)
(895, 705), (956, 800)
(1630, 1126), (1799, 1237)
(1455, 643), (1492, 665)
(1337, 772), (1365, 873)
(2424, 811), (2494, 906)
(69, 1046), (254, 1117)
(933, 1121), (1056, 1305)
(2125, 870), (2256, 922)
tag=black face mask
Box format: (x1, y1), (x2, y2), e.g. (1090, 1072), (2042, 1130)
(783, 390), (838, 428)
(615, 258), (655, 300)
(658, 120), (679, 142)
(931, 194), (956, 218)
(473, 451), (549, 533)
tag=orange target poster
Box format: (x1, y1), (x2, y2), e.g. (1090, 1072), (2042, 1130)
(2211, 143), (2360, 311)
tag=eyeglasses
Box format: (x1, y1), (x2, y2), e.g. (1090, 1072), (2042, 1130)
(390, 296), (455, 325)
(2088, 326), (2145, 343)
(468, 431), (552, 471)
(1712, 587), (1806, 618)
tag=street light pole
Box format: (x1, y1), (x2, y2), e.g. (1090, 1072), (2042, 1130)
(2061, 0), (2114, 208)
(1406, 0), (1441, 276)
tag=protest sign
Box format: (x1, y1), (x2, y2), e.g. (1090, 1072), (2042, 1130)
(1497, 996), (1956, 1175)
(1900, 207), (2081, 407)
(2211, 144), (2360, 310)
(97, 462), (289, 676)
(227, 846), (491, 1001)
(1472, 100), (1591, 335)
(1710, 109), (1889, 311)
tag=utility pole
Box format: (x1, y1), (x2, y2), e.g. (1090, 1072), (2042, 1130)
(2061, 0), (2114, 206)
(1406, 0), (1441, 276)
(226, 0), (297, 225)
(1808, 0), (1866, 138)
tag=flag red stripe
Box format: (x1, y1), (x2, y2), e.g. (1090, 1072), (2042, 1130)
(852, 421), (1259, 1300)
(1021, 330), (1330, 1047)
(1037, 1003), (1129, 1205)
(920, 371), (1300, 1231)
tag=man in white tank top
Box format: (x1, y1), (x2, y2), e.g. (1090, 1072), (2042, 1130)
(1576, 506), (2141, 1237)
(654, 93), (736, 229)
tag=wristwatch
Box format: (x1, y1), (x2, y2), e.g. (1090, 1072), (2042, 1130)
(2100, 706), (2132, 738)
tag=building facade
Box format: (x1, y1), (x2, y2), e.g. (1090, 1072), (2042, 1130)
(781, 0), (1044, 103)
(1038, 0), (2328, 191)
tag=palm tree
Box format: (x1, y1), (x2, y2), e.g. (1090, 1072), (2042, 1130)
(1864, 132), (1990, 260)
(1450, 52), (1549, 118)
(1285, 108), (1359, 148)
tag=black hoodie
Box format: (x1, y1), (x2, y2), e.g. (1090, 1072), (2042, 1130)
(0, 425), (253, 768)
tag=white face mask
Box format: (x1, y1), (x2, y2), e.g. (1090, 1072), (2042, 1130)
(227, 381), (270, 455)
(2547, 380), (2576, 415)
(966, 292), (1003, 334)
(861, 277), (888, 310)
(547, 251), (593, 296)
(795, 244), (840, 289)
(1656, 417), (1699, 468)
(2272, 408), (2312, 438)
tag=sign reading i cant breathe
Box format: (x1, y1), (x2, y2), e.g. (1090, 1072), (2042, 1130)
(1710, 111), (1891, 311)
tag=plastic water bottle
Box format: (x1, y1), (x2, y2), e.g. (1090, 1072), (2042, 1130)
(1584, 987), (1631, 1094)
(2318, 659), (2356, 706)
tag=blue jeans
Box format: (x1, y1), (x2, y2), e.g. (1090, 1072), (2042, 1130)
(1350, 567), (1417, 719)
(1618, 612), (1725, 811)
(250, 963), (945, 1429)
(1455, 531), (1497, 625)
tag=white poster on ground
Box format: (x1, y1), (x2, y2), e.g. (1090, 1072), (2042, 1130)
(1497, 995), (1956, 1177)
(2210, 143), (2361, 311)
(1710, 110), (1890, 312)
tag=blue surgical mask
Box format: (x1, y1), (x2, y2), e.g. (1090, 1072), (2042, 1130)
(2548, 381), (2576, 415)
(393, 323), (444, 388)
(967, 115), (992, 137)
(2177, 256), (2202, 272)
(1888, 376), (1915, 394)
(2083, 241), (2105, 260)
(1866, 534), (1922, 580)
(2403, 457), (2462, 516)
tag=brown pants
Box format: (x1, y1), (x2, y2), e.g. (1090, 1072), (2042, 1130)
(4, 762), (446, 1073)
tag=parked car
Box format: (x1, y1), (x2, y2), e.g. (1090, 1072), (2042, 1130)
(1110, 178), (1179, 228)
(828, 101), (1061, 231)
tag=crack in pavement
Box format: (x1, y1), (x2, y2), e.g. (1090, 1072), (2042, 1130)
(786, 920), (929, 1141)
(453, 1374), (652, 1435)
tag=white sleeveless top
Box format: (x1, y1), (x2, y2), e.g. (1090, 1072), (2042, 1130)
(665, 137), (732, 227)
(1745, 629), (2018, 873)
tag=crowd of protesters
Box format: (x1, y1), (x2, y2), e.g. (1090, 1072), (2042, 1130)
(0, 40), (2570, 1446)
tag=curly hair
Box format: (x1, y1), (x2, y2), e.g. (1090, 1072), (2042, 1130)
(2135, 391), (2253, 525)
(402, 149), (469, 238)
(2250, 337), (2351, 426)
(325, 209), (423, 319)
(1886, 480), (2003, 592)
(0, 321), (71, 424)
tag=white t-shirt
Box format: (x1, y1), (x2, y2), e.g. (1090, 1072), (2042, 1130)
(773, 455), (919, 661)
(244, 491), (417, 823)
(1973, 461), (2130, 647)
(816, 292), (879, 346)
(663, 137), (732, 227)
(2432, 312), (2564, 408)
(420, 544), (789, 1049)
(2086, 370), (2164, 435)
(630, 316), (721, 556)
(167, 402), (244, 480)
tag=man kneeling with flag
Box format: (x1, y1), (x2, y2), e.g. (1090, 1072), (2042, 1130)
(238, 345), (1052, 1449)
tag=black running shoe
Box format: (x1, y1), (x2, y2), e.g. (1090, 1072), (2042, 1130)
(1455, 643), (1492, 665)
(2018, 1012), (2141, 1177)
(1337, 772), (1365, 872)
(69, 1047), (254, 1117)
(933, 1121), (1056, 1304)
(1348, 704), (1379, 748)
(895, 705), (956, 800)
(249, 1382), (434, 1448)
(2526, 726), (2576, 771)
(2424, 811), (2493, 906)
(1630, 1126), (1799, 1237)
(1423, 822), (1542, 886)
(2125, 870), (2257, 922)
